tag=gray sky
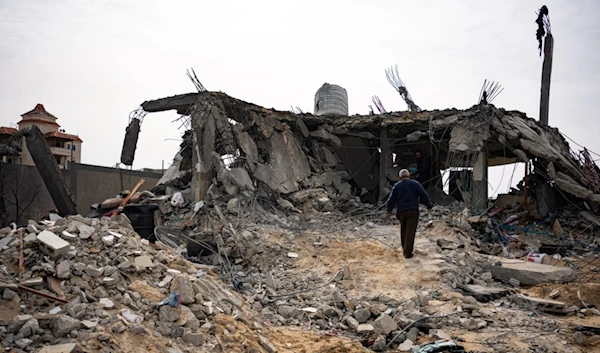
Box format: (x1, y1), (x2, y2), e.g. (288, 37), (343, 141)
(1, 0), (599, 195)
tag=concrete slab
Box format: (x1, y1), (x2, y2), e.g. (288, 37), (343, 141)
(457, 284), (510, 302)
(512, 294), (567, 314)
(38, 343), (77, 353)
(489, 258), (575, 286)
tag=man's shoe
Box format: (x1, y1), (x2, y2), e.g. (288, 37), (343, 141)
(405, 254), (413, 259)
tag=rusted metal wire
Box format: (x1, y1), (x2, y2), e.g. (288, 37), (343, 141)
(385, 65), (422, 112)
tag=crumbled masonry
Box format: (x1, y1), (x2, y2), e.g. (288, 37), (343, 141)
(1, 91), (599, 352)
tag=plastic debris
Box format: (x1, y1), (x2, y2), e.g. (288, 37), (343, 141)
(156, 291), (181, 308)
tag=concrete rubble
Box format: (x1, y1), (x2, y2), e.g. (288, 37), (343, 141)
(1, 92), (600, 352)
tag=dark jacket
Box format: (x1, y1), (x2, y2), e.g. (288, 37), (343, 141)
(386, 179), (433, 213)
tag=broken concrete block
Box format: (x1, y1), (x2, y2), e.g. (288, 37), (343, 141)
(76, 224), (95, 239)
(134, 255), (154, 268)
(356, 323), (375, 334)
(99, 298), (115, 309)
(101, 235), (115, 246)
(228, 168), (255, 191)
(37, 231), (70, 258)
(85, 265), (104, 277)
(56, 260), (71, 279)
(512, 295), (567, 314)
(373, 314), (397, 335)
(20, 277), (44, 287)
(61, 231), (77, 240)
(489, 258), (575, 286)
(170, 275), (195, 304)
(310, 128), (342, 147)
(37, 343), (77, 353)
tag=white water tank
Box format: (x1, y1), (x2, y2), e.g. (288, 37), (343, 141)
(314, 83), (348, 116)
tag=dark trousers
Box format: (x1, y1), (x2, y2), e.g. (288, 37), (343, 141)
(396, 209), (419, 258)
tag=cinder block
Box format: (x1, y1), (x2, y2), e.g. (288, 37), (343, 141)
(37, 230), (70, 257)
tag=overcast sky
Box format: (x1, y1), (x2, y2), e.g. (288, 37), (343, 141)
(1, 0), (599, 195)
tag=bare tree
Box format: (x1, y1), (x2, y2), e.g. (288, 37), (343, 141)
(0, 166), (42, 225)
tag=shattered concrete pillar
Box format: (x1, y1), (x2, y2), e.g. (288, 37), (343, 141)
(472, 149), (488, 212)
(120, 118), (141, 166)
(23, 126), (78, 216)
(191, 103), (217, 202)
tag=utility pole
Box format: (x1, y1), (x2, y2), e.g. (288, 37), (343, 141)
(536, 5), (553, 126)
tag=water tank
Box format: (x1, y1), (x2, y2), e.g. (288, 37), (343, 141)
(314, 83), (348, 116)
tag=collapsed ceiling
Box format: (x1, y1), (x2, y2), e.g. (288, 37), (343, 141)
(136, 91), (600, 209)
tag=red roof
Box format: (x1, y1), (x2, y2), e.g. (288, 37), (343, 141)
(45, 131), (83, 142)
(0, 127), (18, 135)
(17, 118), (60, 127)
(21, 104), (58, 119)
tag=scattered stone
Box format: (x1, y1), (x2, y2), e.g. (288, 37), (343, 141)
(159, 305), (180, 322)
(373, 314), (397, 335)
(21, 277), (44, 286)
(111, 321), (126, 333)
(134, 255), (154, 268)
(573, 332), (588, 346)
(461, 318), (487, 331)
(183, 332), (204, 346)
(51, 315), (81, 337)
(266, 272), (278, 290)
(549, 288), (561, 299)
(8, 315), (33, 333)
(512, 295), (567, 314)
(372, 335), (387, 351)
(345, 316), (359, 330)
(77, 224), (95, 239)
(130, 325), (146, 335)
(85, 265), (104, 277)
(170, 275), (195, 304)
(38, 343), (77, 353)
(158, 275), (173, 288)
(509, 278), (521, 287)
(56, 260), (71, 279)
(287, 252), (299, 258)
(81, 320), (98, 329)
(353, 308), (371, 323)
(356, 324), (375, 334)
(49, 307), (62, 315)
(99, 298), (115, 309)
(16, 318), (39, 338)
(258, 334), (278, 353)
(322, 306), (340, 317)
(15, 338), (33, 349)
(406, 327), (420, 342)
(101, 235), (115, 246)
(397, 339), (414, 351)
(61, 231), (77, 241)
(2, 288), (16, 300)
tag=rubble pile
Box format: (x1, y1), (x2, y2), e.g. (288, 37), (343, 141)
(0, 214), (285, 353)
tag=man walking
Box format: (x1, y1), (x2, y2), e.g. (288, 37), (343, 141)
(386, 169), (433, 258)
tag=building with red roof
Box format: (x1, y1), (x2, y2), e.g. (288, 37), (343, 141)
(0, 104), (83, 168)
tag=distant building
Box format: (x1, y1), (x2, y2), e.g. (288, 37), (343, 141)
(0, 104), (82, 169)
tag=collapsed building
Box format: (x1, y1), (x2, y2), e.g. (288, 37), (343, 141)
(126, 90), (600, 222)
